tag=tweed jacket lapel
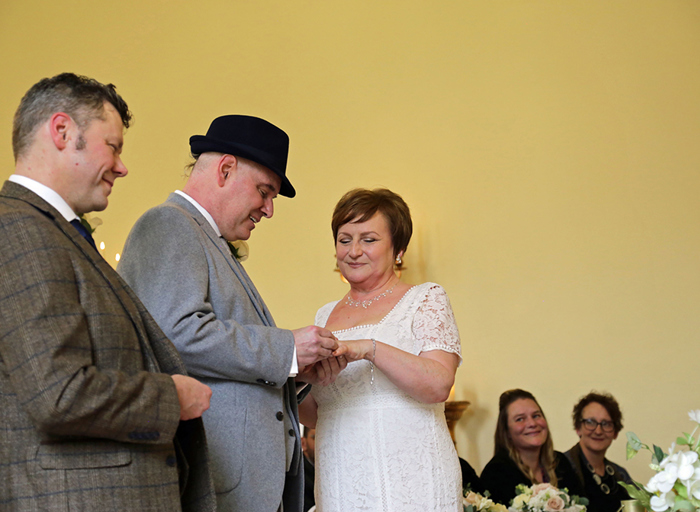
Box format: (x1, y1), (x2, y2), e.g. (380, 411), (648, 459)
(165, 193), (276, 327)
(2, 182), (162, 372)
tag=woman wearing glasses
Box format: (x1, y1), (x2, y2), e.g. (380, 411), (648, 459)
(564, 392), (633, 512)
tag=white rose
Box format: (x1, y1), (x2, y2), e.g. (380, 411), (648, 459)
(653, 463), (679, 494)
(478, 496), (495, 509)
(649, 491), (675, 512)
(677, 451), (698, 481)
(688, 409), (700, 424)
(511, 494), (530, 508)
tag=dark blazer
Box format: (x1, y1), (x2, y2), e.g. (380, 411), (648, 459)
(118, 193), (305, 512)
(480, 449), (584, 506)
(565, 443), (631, 512)
(0, 182), (215, 512)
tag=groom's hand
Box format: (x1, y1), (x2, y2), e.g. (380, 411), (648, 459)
(292, 325), (340, 367)
(296, 355), (348, 386)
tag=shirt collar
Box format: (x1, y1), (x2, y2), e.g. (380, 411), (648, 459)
(9, 174), (78, 222)
(174, 190), (222, 237)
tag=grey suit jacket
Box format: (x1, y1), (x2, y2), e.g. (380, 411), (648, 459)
(0, 182), (216, 511)
(118, 193), (304, 512)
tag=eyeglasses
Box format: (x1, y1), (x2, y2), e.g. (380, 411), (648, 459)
(581, 418), (614, 432)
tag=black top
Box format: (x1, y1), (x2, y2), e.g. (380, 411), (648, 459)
(460, 457), (486, 494)
(303, 455), (315, 512)
(480, 450), (585, 506)
(564, 443), (632, 512)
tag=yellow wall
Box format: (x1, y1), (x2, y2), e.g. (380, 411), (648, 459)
(2, 0), (699, 482)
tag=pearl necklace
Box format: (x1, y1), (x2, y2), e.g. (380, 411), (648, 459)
(345, 283), (398, 309)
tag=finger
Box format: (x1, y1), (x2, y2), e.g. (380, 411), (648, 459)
(332, 344), (349, 357)
(316, 347), (334, 360)
(326, 356), (340, 373)
(336, 354), (348, 371)
(319, 335), (340, 350)
(321, 358), (335, 384)
(315, 361), (327, 382)
(325, 358), (341, 383)
(318, 327), (335, 339)
(319, 359), (331, 378)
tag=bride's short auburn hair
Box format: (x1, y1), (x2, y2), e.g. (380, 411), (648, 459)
(331, 188), (412, 266)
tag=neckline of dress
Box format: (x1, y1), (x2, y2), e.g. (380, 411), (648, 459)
(330, 284), (418, 334)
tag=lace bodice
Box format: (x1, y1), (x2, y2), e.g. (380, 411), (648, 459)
(311, 283), (462, 512)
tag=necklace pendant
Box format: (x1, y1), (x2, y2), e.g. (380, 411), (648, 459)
(345, 282), (397, 309)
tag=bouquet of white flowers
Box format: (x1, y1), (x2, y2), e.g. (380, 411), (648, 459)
(507, 483), (587, 512)
(622, 409), (700, 512)
(463, 490), (508, 512)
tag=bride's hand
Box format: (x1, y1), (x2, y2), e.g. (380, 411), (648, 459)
(297, 356), (348, 386)
(332, 339), (373, 363)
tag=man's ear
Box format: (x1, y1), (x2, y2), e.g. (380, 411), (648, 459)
(49, 112), (73, 150)
(217, 154), (238, 187)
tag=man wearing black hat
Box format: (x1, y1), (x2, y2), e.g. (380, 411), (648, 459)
(118, 115), (344, 512)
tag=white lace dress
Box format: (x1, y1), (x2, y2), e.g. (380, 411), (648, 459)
(311, 283), (463, 512)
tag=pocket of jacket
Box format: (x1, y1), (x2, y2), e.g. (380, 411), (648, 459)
(36, 441), (133, 469)
(209, 407), (247, 494)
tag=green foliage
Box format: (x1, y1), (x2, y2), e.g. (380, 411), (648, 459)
(653, 445), (666, 465)
(79, 215), (95, 234)
(619, 481), (652, 510)
(626, 432), (646, 460)
(677, 432), (697, 447)
(673, 501), (696, 512)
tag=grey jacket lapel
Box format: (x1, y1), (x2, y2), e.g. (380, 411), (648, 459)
(165, 193), (275, 327)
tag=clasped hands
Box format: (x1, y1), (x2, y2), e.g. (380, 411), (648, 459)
(293, 326), (374, 386)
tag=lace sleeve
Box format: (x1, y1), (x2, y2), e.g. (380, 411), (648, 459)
(411, 284), (462, 362)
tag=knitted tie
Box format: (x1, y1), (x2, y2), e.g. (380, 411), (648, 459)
(70, 218), (97, 250)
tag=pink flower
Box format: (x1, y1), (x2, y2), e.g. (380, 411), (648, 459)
(545, 495), (565, 511)
(532, 483), (555, 495)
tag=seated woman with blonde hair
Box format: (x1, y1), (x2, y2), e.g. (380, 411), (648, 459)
(299, 188), (463, 512)
(480, 389), (584, 506)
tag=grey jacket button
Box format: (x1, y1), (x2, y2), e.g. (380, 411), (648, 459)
(288, 429), (295, 437)
(276, 411), (284, 421)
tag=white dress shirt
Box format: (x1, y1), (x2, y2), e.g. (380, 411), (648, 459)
(9, 174), (79, 222)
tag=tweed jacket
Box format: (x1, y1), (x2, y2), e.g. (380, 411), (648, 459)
(118, 192), (304, 512)
(0, 181), (215, 512)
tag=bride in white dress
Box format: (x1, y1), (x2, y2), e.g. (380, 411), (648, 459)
(299, 188), (463, 512)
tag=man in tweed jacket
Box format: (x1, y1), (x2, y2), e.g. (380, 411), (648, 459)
(0, 73), (216, 511)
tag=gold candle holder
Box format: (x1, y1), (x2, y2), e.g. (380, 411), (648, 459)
(444, 400), (470, 444)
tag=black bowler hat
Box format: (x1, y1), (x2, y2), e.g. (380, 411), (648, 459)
(190, 115), (295, 198)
